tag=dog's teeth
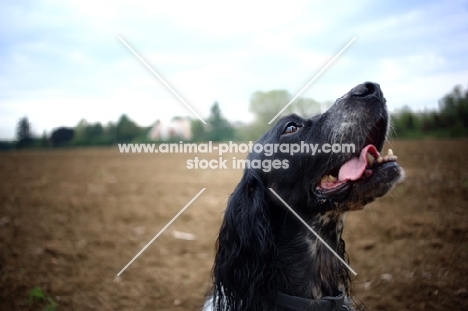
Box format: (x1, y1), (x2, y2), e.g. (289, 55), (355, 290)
(377, 156), (384, 163)
(366, 152), (375, 165)
(387, 149), (394, 156)
(321, 175), (337, 183)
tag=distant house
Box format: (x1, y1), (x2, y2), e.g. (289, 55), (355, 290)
(147, 118), (192, 141)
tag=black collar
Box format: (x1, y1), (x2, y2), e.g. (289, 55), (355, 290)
(276, 290), (346, 311)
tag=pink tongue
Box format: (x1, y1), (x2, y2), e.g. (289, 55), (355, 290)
(338, 145), (378, 181)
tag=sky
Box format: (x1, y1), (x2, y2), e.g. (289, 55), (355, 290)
(0, 0), (467, 139)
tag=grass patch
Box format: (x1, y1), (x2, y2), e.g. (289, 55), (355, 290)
(27, 286), (58, 311)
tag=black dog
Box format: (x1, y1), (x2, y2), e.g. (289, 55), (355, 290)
(204, 82), (403, 311)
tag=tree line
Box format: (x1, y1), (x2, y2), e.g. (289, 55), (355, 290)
(392, 84), (468, 138)
(10, 102), (237, 149)
(3, 84), (467, 150)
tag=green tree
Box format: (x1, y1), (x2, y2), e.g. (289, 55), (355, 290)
(291, 97), (323, 117)
(16, 117), (33, 148)
(249, 90), (292, 123)
(103, 122), (117, 144)
(85, 122), (104, 144)
(41, 130), (49, 148)
(439, 84), (468, 128)
(206, 102), (234, 142)
(248, 90), (328, 139)
(73, 119), (88, 145)
(116, 114), (141, 143)
(392, 105), (420, 137)
(249, 90), (292, 137)
(191, 119), (206, 142)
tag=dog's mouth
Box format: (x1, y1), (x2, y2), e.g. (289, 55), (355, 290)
(314, 117), (399, 197)
(315, 145), (398, 196)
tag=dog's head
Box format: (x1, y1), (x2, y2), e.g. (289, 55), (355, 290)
(212, 82), (403, 310)
(252, 81), (403, 213)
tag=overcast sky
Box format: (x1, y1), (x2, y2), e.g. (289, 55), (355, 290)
(1, 0), (467, 139)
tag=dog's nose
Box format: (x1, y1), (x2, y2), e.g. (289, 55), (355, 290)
(350, 82), (383, 100)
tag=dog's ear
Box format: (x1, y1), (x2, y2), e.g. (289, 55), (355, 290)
(213, 168), (276, 310)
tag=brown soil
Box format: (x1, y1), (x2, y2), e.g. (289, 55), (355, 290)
(1, 140), (467, 310)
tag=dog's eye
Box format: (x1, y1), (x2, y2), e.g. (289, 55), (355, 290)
(283, 122), (301, 134)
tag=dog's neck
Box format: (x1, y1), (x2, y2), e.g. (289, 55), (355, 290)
(275, 210), (348, 300)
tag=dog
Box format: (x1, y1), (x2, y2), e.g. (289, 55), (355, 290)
(204, 82), (403, 310)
